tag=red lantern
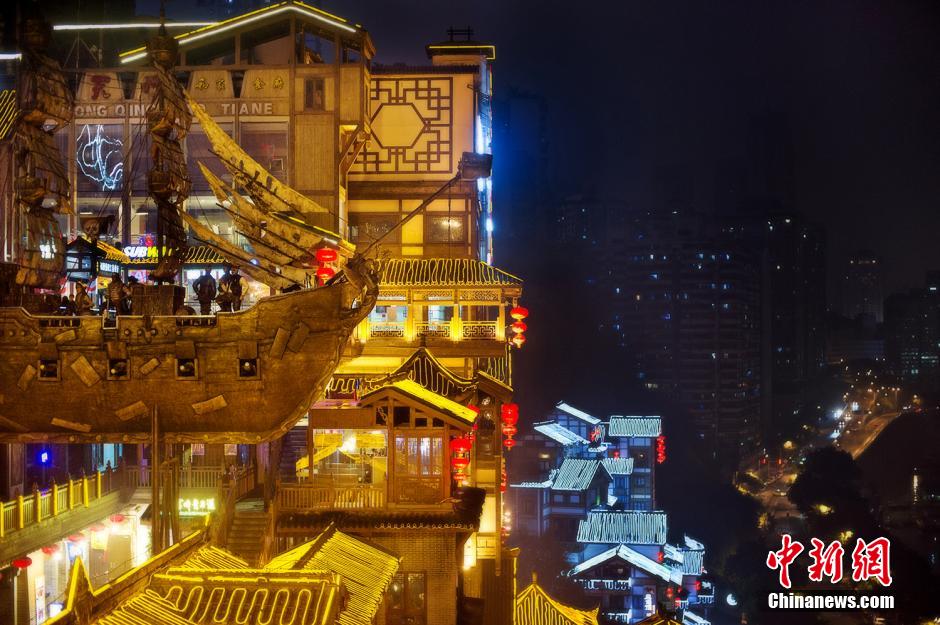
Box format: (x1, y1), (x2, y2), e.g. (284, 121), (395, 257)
(451, 457), (470, 471)
(511, 321), (527, 334)
(694, 580), (702, 592)
(315, 248), (338, 264)
(657, 551), (665, 563)
(500, 403), (519, 424)
(11, 557), (32, 569)
(450, 436), (472, 455)
(656, 435), (667, 464)
(316, 266), (336, 282)
(510, 306), (528, 320)
(502, 424), (517, 438)
(511, 334), (526, 348)
(41, 545), (59, 555)
(503, 438), (516, 450)
(665, 586), (674, 599)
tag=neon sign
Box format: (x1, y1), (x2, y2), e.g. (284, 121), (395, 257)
(77, 124), (124, 191)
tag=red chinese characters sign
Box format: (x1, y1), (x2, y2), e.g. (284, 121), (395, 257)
(767, 534), (892, 589)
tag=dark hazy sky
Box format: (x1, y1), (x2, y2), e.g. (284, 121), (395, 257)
(159, 0), (940, 298)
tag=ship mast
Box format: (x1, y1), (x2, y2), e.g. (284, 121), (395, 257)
(12, 7), (74, 290)
(145, 6), (192, 283)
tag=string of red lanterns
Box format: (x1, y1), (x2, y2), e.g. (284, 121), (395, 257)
(509, 306), (528, 349)
(501, 403), (519, 450)
(656, 435), (667, 464)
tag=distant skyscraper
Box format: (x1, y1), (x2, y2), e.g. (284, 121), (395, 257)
(843, 251), (884, 323)
(600, 210), (762, 462)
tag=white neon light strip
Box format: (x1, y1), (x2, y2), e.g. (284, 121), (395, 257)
(0, 53), (21, 61)
(54, 23), (214, 31)
(120, 5), (355, 64)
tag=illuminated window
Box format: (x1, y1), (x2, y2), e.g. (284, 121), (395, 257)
(426, 215), (466, 244)
(394, 434), (443, 504)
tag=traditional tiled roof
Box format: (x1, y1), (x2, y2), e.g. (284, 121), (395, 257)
(555, 402), (601, 425)
(377, 257), (522, 287)
(176, 545), (248, 569)
(511, 479), (554, 489)
(514, 581), (599, 625)
(552, 459), (606, 491)
(533, 421), (589, 446)
(635, 614), (684, 625)
(264, 526), (401, 625)
(360, 378), (477, 424)
(97, 590), (197, 625)
(682, 610), (711, 625)
(0, 89), (15, 141)
(279, 509), (479, 531)
(567, 544), (683, 585)
(607, 416), (662, 437)
(664, 535), (705, 575)
(152, 568), (344, 625)
(577, 511), (668, 545)
(601, 457), (635, 476)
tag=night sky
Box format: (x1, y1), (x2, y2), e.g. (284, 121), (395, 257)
(148, 0), (940, 298)
(333, 0), (940, 300)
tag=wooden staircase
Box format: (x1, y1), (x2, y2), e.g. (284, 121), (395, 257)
(225, 499), (268, 565)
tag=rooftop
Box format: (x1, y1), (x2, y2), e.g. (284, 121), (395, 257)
(533, 421), (590, 447)
(555, 402), (601, 425)
(577, 511), (668, 545)
(552, 459), (606, 491)
(568, 543), (683, 585)
(377, 257), (522, 287)
(601, 457), (635, 476)
(514, 580), (599, 625)
(607, 416), (662, 437)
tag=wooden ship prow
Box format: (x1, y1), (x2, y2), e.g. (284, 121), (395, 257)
(0, 12), (379, 444)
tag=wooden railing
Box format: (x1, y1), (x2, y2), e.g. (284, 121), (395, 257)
(0, 466), (118, 538)
(369, 321), (406, 338)
(123, 465), (233, 490)
(277, 484), (386, 511)
(416, 321), (451, 339)
(460, 320), (499, 340)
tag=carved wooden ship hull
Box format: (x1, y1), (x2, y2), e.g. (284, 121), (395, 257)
(0, 270), (376, 444)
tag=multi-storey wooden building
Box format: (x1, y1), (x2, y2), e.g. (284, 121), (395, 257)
(0, 3), (519, 624)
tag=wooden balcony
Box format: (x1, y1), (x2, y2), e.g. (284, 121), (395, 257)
(277, 484), (386, 511)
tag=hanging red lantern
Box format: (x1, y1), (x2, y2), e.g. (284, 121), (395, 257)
(511, 334), (526, 348)
(503, 438), (516, 450)
(315, 248), (338, 264)
(450, 436), (472, 455)
(11, 557), (32, 569)
(502, 423), (517, 438)
(316, 266), (336, 282)
(500, 403), (519, 424)
(451, 457), (470, 471)
(509, 306), (528, 321)
(656, 435), (667, 464)
(510, 321), (527, 334)
(657, 550), (665, 563)
(665, 586), (674, 599)
(41, 545), (60, 555)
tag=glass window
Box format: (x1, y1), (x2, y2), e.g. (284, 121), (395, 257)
(387, 573), (426, 625)
(187, 122), (234, 193)
(304, 77), (325, 111)
(240, 121), (288, 182)
(426, 215), (466, 244)
(349, 213), (400, 245)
